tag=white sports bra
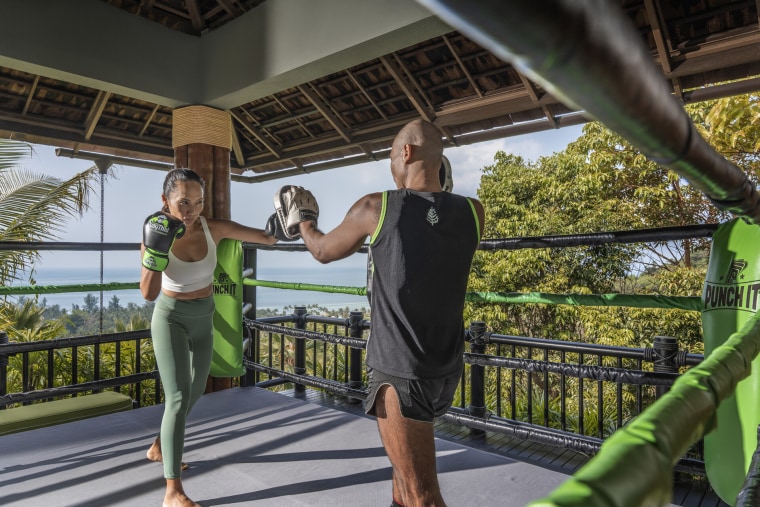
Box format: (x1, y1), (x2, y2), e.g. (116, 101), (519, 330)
(162, 216), (217, 293)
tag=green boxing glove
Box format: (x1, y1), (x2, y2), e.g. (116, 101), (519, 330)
(141, 211), (186, 271)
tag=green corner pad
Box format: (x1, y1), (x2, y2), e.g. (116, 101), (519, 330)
(211, 239), (245, 377)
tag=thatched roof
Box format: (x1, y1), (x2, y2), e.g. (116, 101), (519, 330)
(1, 0), (759, 181)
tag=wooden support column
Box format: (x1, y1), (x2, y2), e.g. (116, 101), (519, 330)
(172, 105), (234, 393)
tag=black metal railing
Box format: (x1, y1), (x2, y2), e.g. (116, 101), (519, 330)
(242, 306), (705, 475)
(0, 329), (159, 408)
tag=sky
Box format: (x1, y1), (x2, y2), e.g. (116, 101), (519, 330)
(21, 123), (586, 275)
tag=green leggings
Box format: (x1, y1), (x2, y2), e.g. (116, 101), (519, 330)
(151, 293), (215, 479)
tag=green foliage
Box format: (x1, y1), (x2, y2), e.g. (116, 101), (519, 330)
(690, 92), (760, 178)
(0, 139), (100, 285)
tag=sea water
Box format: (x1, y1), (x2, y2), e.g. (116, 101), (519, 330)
(12, 263), (369, 313)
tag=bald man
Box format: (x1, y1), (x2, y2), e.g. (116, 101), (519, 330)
(298, 119), (485, 507)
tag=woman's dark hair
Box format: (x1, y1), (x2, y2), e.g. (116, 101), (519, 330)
(163, 168), (205, 196)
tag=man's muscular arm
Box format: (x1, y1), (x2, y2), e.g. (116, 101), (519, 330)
(299, 193), (382, 264)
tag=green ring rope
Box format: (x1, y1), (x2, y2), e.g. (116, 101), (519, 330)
(0, 282), (139, 296)
(466, 292), (701, 311)
(1, 280), (702, 313)
(243, 279), (700, 311)
(242, 278), (367, 297)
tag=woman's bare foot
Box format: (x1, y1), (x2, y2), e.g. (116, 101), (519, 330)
(148, 436), (189, 470)
(164, 479), (201, 507)
(147, 436), (162, 462)
(162, 491), (201, 507)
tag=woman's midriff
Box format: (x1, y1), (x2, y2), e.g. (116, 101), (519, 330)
(162, 284), (213, 300)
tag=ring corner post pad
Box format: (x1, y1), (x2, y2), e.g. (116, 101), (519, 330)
(702, 217), (760, 503)
(211, 238), (246, 377)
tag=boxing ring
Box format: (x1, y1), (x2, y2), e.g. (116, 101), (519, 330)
(3, 1), (760, 505)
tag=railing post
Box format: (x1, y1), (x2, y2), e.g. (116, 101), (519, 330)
(468, 321), (487, 436)
(242, 246), (258, 387)
(243, 327), (256, 387)
(294, 306), (307, 395)
(651, 336), (681, 399)
(0, 331), (8, 405)
(243, 246), (257, 319)
(348, 311), (364, 404)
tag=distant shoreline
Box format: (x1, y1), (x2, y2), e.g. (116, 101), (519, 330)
(19, 265), (369, 312)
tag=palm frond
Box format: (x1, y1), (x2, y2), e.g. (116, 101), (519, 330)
(0, 140), (100, 284)
(0, 139), (33, 169)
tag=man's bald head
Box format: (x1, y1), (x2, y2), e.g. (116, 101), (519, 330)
(393, 119), (443, 168)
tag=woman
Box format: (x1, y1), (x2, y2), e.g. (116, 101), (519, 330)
(140, 168), (276, 507)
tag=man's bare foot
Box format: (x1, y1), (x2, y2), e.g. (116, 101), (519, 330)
(147, 437), (189, 470)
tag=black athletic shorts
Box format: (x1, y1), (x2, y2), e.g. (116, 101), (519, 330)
(364, 368), (460, 423)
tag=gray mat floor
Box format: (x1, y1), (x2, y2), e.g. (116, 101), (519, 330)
(1, 386), (575, 506)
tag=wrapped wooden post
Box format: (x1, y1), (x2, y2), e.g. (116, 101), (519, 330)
(172, 105), (238, 392)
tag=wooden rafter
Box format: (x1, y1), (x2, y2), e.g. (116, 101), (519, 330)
(83, 91), (111, 141)
(345, 69), (388, 121)
(297, 84), (352, 143)
(21, 75), (39, 115)
(379, 54), (435, 122)
(273, 95), (314, 139)
(230, 120), (246, 168)
(442, 34), (483, 98)
(217, 0), (243, 16)
(644, 0), (671, 73)
(139, 104), (160, 137)
(392, 54), (434, 113)
(185, 0), (204, 33)
(518, 75), (557, 128)
(643, 0), (683, 100)
(229, 108), (282, 159)
(137, 0), (156, 16)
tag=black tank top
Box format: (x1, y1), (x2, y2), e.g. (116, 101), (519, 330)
(366, 189), (481, 379)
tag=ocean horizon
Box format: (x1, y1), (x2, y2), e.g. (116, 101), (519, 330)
(15, 264), (370, 313)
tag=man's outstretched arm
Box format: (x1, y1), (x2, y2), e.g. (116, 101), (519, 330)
(299, 192), (382, 264)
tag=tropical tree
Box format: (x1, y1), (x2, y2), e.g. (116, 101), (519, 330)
(465, 93), (759, 430)
(0, 139), (99, 285)
(1, 298), (68, 395)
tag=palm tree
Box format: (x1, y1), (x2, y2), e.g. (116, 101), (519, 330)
(0, 139), (99, 285)
(0, 139), (101, 397)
